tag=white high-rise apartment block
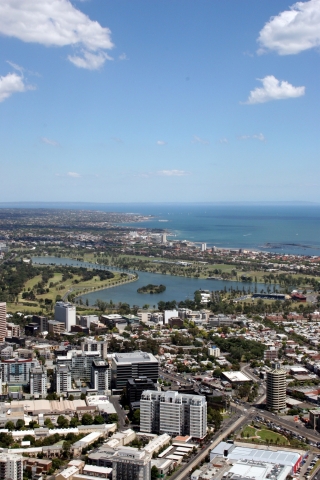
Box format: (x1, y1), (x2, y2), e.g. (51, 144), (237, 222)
(0, 452), (23, 480)
(208, 345), (220, 357)
(30, 365), (47, 397)
(0, 302), (6, 342)
(266, 365), (287, 412)
(112, 447), (151, 480)
(201, 243), (207, 252)
(54, 302), (76, 332)
(140, 390), (207, 439)
(82, 337), (108, 359)
(54, 364), (72, 394)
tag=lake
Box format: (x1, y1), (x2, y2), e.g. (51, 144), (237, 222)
(32, 256), (274, 307)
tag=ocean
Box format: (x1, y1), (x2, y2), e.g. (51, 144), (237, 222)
(2, 202), (320, 256)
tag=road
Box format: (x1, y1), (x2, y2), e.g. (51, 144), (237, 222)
(109, 395), (127, 430)
(170, 415), (248, 480)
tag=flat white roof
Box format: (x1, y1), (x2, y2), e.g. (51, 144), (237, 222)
(222, 371), (251, 382)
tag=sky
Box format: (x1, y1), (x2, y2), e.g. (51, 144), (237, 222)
(0, 0), (319, 203)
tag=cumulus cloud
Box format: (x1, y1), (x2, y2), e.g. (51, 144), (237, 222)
(156, 140), (166, 146)
(156, 170), (189, 177)
(245, 75), (305, 104)
(67, 171), (81, 178)
(0, 0), (114, 70)
(239, 133), (266, 141)
(219, 137), (228, 144)
(41, 137), (60, 147)
(192, 135), (209, 145)
(0, 72), (34, 102)
(258, 0), (320, 55)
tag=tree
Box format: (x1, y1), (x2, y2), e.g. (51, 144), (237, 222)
(94, 415), (105, 424)
(16, 419), (25, 430)
(108, 413), (119, 424)
(132, 409), (140, 425)
(151, 465), (159, 479)
(68, 394), (74, 401)
(70, 416), (80, 427)
(5, 421), (15, 431)
(81, 413), (94, 425)
(57, 415), (69, 428)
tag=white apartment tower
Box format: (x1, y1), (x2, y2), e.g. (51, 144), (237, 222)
(112, 447), (151, 480)
(140, 390), (207, 439)
(0, 302), (6, 342)
(54, 302), (76, 332)
(82, 338), (108, 359)
(0, 452), (23, 480)
(55, 364), (72, 394)
(266, 365), (287, 412)
(91, 359), (110, 394)
(30, 365), (47, 397)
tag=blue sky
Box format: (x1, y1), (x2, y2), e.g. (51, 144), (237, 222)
(0, 0), (319, 203)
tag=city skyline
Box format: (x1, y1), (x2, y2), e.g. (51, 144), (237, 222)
(0, 0), (319, 202)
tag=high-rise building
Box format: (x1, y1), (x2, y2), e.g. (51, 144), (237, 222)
(32, 315), (49, 333)
(54, 364), (72, 394)
(0, 452), (23, 480)
(140, 390), (207, 439)
(6, 323), (21, 338)
(54, 302), (76, 332)
(56, 350), (101, 382)
(0, 358), (39, 385)
(111, 352), (158, 390)
(126, 377), (157, 408)
(0, 302), (6, 342)
(30, 365), (47, 397)
(112, 447), (151, 480)
(91, 359), (110, 394)
(82, 338), (108, 359)
(266, 365), (287, 412)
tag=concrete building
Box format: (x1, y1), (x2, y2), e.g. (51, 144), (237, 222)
(78, 315), (99, 329)
(54, 301), (76, 332)
(48, 320), (66, 335)
(0, 358), (39, 385)
(208, 345), (220, 358)
(0, 452), (23, 480)
(6, 323), (21, 338)
(82, 338), (108, 359)
(112, 447), (151, 480)
(32, 315), (49, 333)
(126, 377), (157, 408)
(266, 365), (287, 412)
(54, 364), (72, 394)
(30, 365), (47, 397)
(140, 390), (207, 439)
(111, 352), (158, 390)
(56, 350), (101, 382)
(0, 302), (6, 342)
(91, 359), (110, 394)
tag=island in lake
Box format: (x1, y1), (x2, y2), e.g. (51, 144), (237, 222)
(137, 284), (166, 294)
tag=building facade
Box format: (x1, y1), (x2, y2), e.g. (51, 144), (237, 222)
(91, 359), (110, 394)
(112, 447), (151, 480)
(56, 350), (101, 381)
(54, 302), (76, 332)
(54, 363), (72, 394)
(30, 365), (47, 397)
(0, 302), (6, 342)
(0, 358), (39, 385)
(266, 366), (287, 412)
(140, 390), (207, 439)
(82, 338), (108, 359)
(111, 352), (158, 390)
(0, 452), (23, 480)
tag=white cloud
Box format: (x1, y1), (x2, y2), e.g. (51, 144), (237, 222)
(67, 171), (81, 178)
(245, 75), (305, 104)
(0, 0), (114, 70)
(156, 170), (189, 177)
(119, 53), (127, 61)
(219, 137), (228, 144)
(156, 140), (166, 146)
(258, 0), (320, 55)
(192, 135), (209, 145)
(41, 137), (60, 147)
(239, 133), (266, 141)
(0, 72), (34, 102)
